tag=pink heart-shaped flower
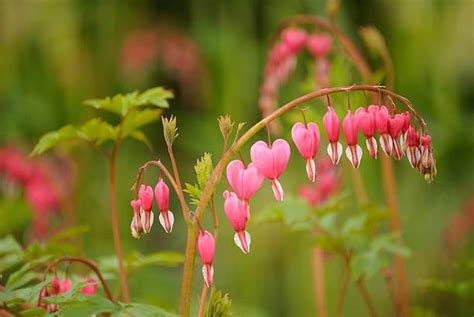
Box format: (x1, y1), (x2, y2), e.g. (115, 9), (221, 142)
(226, 160), (264, 201)
(250, 139), (290, 180)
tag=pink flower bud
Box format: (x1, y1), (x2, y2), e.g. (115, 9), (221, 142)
(130, 199), (143, 239)
(342, 110), (363, 168)
(406, 127), (421, 168)
(59, 278), (72, 293)
(355, 107), (377, 158)
(80, 277), (97, 295)
(223, 191), (251, 254)
(281, 28), (307, 54)
(139, 185), (154, 233)
(372, 105), (392, 156)
(154, 178), (174, 233)
(291, 122), (320, 182)
(388, 114), (405, 160)
(399, 112), (411, 153)
(307, 34), (332, 57)
(226, 160), (264, 202)
(250, 139), (290, 202)
(197, 231), (215, 287)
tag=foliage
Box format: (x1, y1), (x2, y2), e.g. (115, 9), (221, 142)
(184, 153), (214, 205)
(31, 87), (173, 156)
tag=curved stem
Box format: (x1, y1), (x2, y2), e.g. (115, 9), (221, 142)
(41, 256), (114, 303)
(166, 144), (191, 224)
(356, 279), (378, 317)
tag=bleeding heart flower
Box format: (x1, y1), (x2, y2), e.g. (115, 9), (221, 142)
(226, 160), (264, 203)
(388, 114), (405, 160)
(223, 190), (251, 254)
(406, 127), (420, 168)
(59, 278), (72, 293)
(281, 28), (307, 54)
(51, 276), (60, 295)
(291, 122), (320, 182)
(342, 110), (363, 168)
(139, 184), (154, 233)
(80, 277), (97, 296)
(400, 111), (411, 152)
(372, 105), (392, 156)
(323, 106), (342, 165)
(130, 199), (142, 239)
(197, 230), (215, 288)
(154, 178), (174, 233)
(307, 34), (332, 57)
(250, 139), (290, 201)
(355, 107), (377, 158)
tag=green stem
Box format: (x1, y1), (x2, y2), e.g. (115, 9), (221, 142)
(356, 279), (378, 317)
(108, 155), (130, 303)
(179, 225), (198, 316)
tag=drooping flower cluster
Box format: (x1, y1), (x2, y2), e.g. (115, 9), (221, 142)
(130, 178), (174, 238)
(39, 276), (96, 312)
(318, 105), (436, 180)
(259, 28), (332, 132)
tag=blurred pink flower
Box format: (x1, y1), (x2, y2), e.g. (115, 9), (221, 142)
(299, 158), (340, 207)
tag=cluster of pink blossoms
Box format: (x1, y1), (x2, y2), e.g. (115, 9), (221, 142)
(0, 146), (64, 238)
(319, 104), (436, 180)
(130, 178), (174, 238)
(259, 27), (332, 130)
(39, 276), (96, 312)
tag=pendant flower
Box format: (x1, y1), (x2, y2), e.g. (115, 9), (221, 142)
(139, 184), (154, 233)
(130, 199), (142, 239)
(226, 160), (264, 204)
(388, 114), (405, 160)
(223, 190), (251, 254)
(291, 122), (320, 182)
(281, 27), (307, 54)
(406, 127), (420, 168)
(373, 105), (393, 156)
(154, 178), (174, 233)
(355, 107), (377, 158)
(307, 34), (332, 58)
(342, 109), (362, 168)
(250, 139), (290, 201)
(197, 230), (215, 288)
(323, 106), (342, 165)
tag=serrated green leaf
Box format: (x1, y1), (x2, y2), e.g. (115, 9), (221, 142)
(55, 295), (119, 317)
(122, 109), (162, 137)
(184, 183), (201, 206)
(129, 130), (153, 150)
(0, 235), (23, 256)
(20, 307), (49, 316)
(136, 87), (173, 109)
(0, 281), (48, 305)
(31, 119), (117, 156)
(204, 288), (232, 317)
(194, 153), (213, 190)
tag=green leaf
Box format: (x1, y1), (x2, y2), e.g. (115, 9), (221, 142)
(56, 295), (119, 317)
(20, 307), (49, 316)
(0, 235), (23, 256)
(98, 251), (184, 275)
(6, 255), (53, 289)
(135, 87), (173, 109)
(0, 281), (48, 305)
(47, 226), (91, 245)
(119, 302), (177, 317)
(129, 130), (153, 150)
(31, 119), (117, 156)
(122, 108), (162, 137)
(194, 153), (213, 190)
(184, 183), (201, 206)
(83, 87), (173, 117)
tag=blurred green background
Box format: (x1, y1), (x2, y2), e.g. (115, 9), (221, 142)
(0, 0), (473, 316)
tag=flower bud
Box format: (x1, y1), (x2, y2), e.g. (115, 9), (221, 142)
(154, 178), (174, 233)
(342, 110), (362, 168)
(197, 231), (215, 287)
(323, 106), (343, 165)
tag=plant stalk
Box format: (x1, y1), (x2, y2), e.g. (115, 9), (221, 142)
(179, 225), (199, 316)
(356, 279), (378, 317)
(108, 155), (130, 303)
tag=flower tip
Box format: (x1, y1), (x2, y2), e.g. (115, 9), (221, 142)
(234, 231), (251, 254)
(271, 179), (284, 201)
(158, 210), (174, 233)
